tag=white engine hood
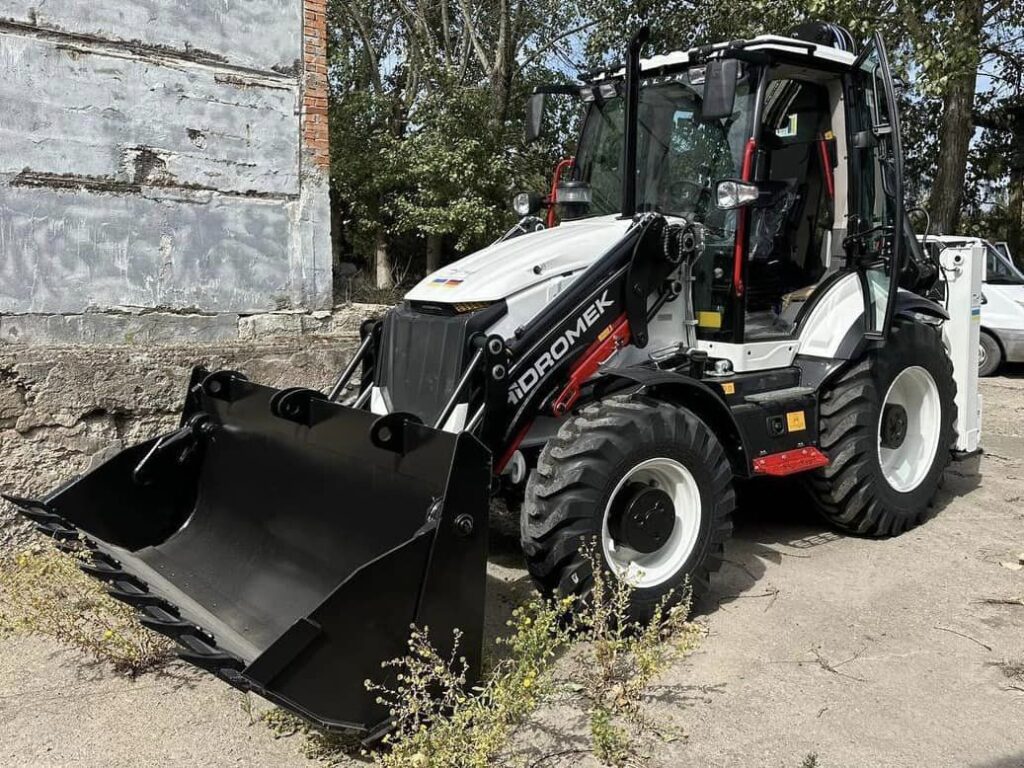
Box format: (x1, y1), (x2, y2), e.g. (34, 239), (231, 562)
(405, 216), (633, 303)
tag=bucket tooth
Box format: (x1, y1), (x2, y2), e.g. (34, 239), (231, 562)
(107, 586), (175, 613)
(1, 494), (53, 518)
(180, 649), (246, 680)
(80, 560), (123, 580)
(177, 630), (245, 679)
(139, 607), (204, 642)
(35, 521), (80, 542)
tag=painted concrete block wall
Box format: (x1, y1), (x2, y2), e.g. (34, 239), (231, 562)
(0, 0), (332, 338)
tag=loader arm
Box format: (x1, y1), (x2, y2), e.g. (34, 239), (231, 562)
(330, 213), (700, 471)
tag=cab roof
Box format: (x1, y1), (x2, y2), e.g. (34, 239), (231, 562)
(591, 34), (859, 82)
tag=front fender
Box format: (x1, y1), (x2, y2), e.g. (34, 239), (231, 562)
(894, 290), (949, 321)
(595, 366), (749, 476)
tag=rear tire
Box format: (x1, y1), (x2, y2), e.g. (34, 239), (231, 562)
(520, 396), (734, 622)
(979, 330), (1002, 377)
(805, 318), (957, 536)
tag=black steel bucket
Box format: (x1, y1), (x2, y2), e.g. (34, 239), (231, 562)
(5, 368), (491, 738)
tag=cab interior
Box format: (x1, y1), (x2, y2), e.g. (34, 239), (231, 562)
(743, 65), (851, 340)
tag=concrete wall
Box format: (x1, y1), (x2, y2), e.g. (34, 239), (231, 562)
(0, 0), (332, 337)
(0, 305), (386, 546)
(0, 0), (344, 543)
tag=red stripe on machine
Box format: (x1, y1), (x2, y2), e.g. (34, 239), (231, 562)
(732, 137), (758, 298)
(495, 422), (533, 475)
(551, 314), (631, 417)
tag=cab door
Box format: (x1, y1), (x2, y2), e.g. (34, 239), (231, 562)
(845, 33), (906, 341)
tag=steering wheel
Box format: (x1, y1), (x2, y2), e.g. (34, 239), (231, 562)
(665, 179), (707, 210)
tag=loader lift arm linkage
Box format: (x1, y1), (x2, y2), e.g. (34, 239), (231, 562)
(330, 214), (704, 472)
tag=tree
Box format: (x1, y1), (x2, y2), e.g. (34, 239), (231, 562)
(583, 0), (1024, 237)
(327, 0), (586, 290)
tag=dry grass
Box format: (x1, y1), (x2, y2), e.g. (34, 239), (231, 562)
(0, 542), (174, 674)
(283, 546), (705, 768)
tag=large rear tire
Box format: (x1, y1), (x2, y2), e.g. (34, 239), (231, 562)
(520, 396), (735, 622)
(805, 318), (957, 536)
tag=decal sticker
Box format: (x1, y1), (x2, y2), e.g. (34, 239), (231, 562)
(786, 410), (806, 432)
(697, 311), (722, 329)
(508, 290), (615, 406)
(721, 382), (735, 396)
(776, 112), (799, 138)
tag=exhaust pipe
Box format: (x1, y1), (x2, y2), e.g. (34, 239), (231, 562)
(621, 26), (650, 219)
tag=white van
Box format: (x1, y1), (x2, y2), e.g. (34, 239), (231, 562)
(926, 236), (1024, 376)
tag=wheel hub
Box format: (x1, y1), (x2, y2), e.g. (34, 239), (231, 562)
(880, 403), (908, 449)
(608, 482), (676, 554)
(877, 365), (942, 493)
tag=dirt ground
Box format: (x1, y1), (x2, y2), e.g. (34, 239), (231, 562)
(2, 371), (1022, 768)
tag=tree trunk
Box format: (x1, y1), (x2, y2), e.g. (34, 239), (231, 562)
(426, 233), (443, 275)
(929, 68), (978, 235)
(1008, 164), (1024, 267)
(374, 230), (394, 289)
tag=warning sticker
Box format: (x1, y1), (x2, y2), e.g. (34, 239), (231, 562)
(697, 311), (722, 329)
(721, 382), (736, 396)
(786, 411), (806, 432)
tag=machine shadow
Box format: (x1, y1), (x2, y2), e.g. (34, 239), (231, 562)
(480, 461), (979, 640)
(695, 460), (979, 618)
(999, 362), (1024, 379)
(969, 755), (1024, 768)
(693, 476), (837, 617)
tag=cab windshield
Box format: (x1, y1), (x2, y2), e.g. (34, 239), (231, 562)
(986, 243), (1024, 285)
(572, 76), (757, 227)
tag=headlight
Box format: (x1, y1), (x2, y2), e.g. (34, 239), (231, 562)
(715, 180), (759, 210)
(512, 191), (542, 217)
(555, 182), (592, 205)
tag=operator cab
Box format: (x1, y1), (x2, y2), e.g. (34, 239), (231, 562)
(526, 23), (930, 354)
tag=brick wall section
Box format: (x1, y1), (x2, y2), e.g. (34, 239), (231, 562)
(303, 0), (330, 170)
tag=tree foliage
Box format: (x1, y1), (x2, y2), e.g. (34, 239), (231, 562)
(327, 0), (582, 287)
(327, 0), (1024, 290)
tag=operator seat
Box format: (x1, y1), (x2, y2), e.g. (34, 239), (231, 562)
(745, 81), (833, 338)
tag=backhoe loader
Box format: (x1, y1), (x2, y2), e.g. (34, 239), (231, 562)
(6, 22), (983, 741)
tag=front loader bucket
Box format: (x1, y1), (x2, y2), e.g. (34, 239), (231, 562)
(5, 368), (491, 738)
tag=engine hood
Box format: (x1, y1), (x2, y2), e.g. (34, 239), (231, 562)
(405, 216), (633, 303)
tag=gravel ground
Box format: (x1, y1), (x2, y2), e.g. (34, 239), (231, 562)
(2, 370), (1022, 767)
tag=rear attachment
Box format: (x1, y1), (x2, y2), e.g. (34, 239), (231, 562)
(5, 368), (491, 740)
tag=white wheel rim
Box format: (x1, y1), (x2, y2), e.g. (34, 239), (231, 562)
(978, 342), (987, 370)
(877, 366), (941, 493)
(601, 457), (701, 589)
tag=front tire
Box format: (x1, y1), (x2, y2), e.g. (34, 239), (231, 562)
(520, 396), (734, 622)
(806, 318), (957, 536)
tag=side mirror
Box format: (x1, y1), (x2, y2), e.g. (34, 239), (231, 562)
(525, 93), (545, 142)
(701, 59), (738, 121)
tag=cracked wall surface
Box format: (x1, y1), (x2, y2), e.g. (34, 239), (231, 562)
(0, 0), (332, 320)
(0, 305), (386, 544)
(0, 1), (344, 542)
